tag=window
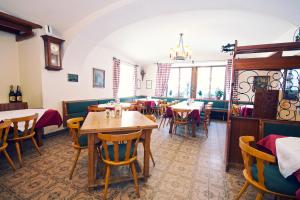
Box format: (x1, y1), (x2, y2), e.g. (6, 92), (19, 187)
(118, 63), (135, 97)
(197, 66), (226, 99)
(167, 68), (192, 98)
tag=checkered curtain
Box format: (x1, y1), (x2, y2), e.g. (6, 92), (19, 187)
(155, 63), (171, 97)
(225, 59), (232, 100)
(113, 57), (120, 98)
(133, 65), (138, 96)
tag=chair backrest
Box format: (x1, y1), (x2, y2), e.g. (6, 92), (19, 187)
(239, 136), (276, 188)
(88, 106), (106, 112)
(0, 120), (12, 147)
(10, 113), (38, 139)
(203, 105), (212, 121)
(98, 130), (142, 164)
(172, 108), (191, 124)
(67, 117), (84, 147)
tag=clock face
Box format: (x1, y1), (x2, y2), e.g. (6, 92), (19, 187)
(50, 43), (59, 54)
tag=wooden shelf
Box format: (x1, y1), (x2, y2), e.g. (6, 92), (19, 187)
(0, 11), (42, 41)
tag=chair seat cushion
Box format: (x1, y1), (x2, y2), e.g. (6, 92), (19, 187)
(252, 164), (300, 196)
(78, 135), (88, 147)
(101, 143), (135, 161)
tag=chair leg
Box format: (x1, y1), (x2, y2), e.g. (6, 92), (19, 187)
(142, 142), (155, 166)
(104, 165), (111, 200)
(15, 142), (22, 167)
(31, 137), (42, 155)
(3, 149), (16, 171)
(235, 181), (249, 200)
(130, 162), (140, 198)
(204, 122), (208, 137)
(69, 149), (81, 180)
(159, 118), (165, 129)
(255, 192), (263, 200)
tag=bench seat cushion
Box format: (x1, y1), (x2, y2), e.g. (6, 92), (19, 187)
(252, 164), (300, 196)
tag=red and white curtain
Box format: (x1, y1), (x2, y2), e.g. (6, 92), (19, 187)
(133, 65), (138, 96)
(113, 57), (120, 98)
(225, 59), (232, 100)
(155, 63), (171, 97)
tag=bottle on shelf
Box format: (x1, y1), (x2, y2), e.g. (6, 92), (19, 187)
(15, 85), (23, 102)
(9, 85), (16, 103)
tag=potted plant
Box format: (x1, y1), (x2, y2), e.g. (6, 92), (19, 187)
(169, 90), (173, 97)
(198, 90), (202, 98)
(215, 88), (224, 100)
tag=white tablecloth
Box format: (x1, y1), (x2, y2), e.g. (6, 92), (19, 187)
(97, 103), (131, 108)
(0, 109), (47, 131)
(276, 137), (300, 178)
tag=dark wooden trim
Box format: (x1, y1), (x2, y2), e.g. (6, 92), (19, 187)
(236, 42), (300, 54)
(0, 102), (28, 111)
(0, 11), (42, 41)
(235, 56), (300, 70)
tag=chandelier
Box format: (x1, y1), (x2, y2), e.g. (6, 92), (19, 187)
(170, 33), (192, 60)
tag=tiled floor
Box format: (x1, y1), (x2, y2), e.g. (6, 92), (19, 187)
(0, 120), (274, 200)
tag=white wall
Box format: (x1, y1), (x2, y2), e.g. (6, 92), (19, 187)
(138, 64), (157, 96)
(18, 31), (44, 108)
(42, 46), (137, 114)
(0, 32), (20, 103)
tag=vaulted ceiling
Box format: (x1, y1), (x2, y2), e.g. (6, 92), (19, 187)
(1, 0), (299, 66)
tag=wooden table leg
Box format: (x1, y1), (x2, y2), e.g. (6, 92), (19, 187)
(88, 133), (96, 189)
(191, 123), (196, 137)
(35, 128), (43, 147)
(143, 129), (152, 180)
(168, 119), (173, 134)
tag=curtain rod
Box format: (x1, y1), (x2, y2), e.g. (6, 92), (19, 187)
(153, 59), (227, 65)
(113, 57), (138, 67)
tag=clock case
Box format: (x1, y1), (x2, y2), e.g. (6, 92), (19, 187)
(41, 35), (64, 71)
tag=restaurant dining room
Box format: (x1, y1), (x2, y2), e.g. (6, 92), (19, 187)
(1, 0), (300, 199)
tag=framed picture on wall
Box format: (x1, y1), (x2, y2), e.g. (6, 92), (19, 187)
(68, 73), (78, 82)
(93, 68), (105, 88)
(137, 79), (141, 89)
(252, 76), (270, 92)
(146, 80), (152, 89)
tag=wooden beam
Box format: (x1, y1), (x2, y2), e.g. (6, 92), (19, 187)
(236, 42), (300, 54)
(16, 31), (34, 42)
(0, 19), (31, 32)
(235, 56), (300, 70)
(0, 11), (42, 29)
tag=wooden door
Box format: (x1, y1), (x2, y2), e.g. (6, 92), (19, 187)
(253, 90), (279, 119)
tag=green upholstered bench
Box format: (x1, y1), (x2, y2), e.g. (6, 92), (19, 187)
(261, 120), (300, 138)
(62, 96), (147, 126)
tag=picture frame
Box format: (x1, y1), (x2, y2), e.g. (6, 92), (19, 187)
(137, 79), (141, 89)
(93, 68), (105, 88)
(68, 73), (78, 82)
(146, 80), (152, 89)
(252, 76), (270, 92)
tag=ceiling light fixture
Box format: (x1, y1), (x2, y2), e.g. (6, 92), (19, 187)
(170, 33), (191, 60)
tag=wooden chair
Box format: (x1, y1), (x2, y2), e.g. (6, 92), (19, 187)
(97, 131), (142, 199)
(67, 117), (87, 180)
(237, 136), (299, 200)
(136, 102), (146, 114)
(200, 105), (211, 137)
(172, 109), (191, 137)
(7, 113), (41, 167)
(0, 120), (16, 171)
(88, 106), (106, 112)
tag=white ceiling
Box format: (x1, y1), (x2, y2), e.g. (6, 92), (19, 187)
(1, 0), (300, 66)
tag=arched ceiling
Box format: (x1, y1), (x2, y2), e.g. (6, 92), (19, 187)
(1, 0), (300, 67)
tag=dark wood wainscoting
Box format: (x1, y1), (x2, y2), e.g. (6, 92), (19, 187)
(0, 102), (28, 111)
(226, 117), (260, 170)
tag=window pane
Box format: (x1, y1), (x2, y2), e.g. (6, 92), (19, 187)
(197, 67), (210, 98)
(119, 63), (135, 97)
(167, 68), (179, 97)
(179, 68), (192, 98)
(211, 67), (226, 98)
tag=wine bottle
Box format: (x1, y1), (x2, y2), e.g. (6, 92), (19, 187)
(9, 85), (16, 103)
(16, 85), (22, 102)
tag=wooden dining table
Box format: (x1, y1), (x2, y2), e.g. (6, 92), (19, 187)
(169, 101), (204, 137)
(80, 111), (158, 188)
